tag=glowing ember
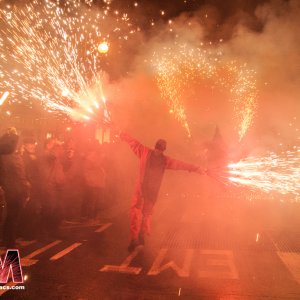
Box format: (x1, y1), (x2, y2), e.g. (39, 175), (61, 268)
(225, 147), (300, 198)
(98, 42), (109, 54)
(152, 44), (258, 139)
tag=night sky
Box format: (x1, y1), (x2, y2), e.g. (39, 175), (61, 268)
(0, 0), (299, 150)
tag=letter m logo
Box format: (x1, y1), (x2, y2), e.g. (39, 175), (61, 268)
(0, 250), (23, 283)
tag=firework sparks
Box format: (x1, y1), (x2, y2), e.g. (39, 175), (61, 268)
(225, 147), (300, 198)
(98, 41), (109, 54)
(0, 0), (135, 122)
(152, 44), (258, 139)
(0, 91), (9, 106)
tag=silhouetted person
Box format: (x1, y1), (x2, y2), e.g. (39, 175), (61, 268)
(0, 128), (20, 225)
(39, 138), (65, 238)
(0, 128), (30, 247)
(82, 146), (106, 221)
(205, 126), (228, 171)
(120, 132), (204, 252)
(203, 127), (229, 218)
(20, 137), (41, 239)
(62, 143), (84, 222)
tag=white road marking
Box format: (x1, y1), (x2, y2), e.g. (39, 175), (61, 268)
(100, 248), (239, 279)
(95, 223), (112, 233)
(25, 240), (62, 259)
(100, 246), (143, 274)
(17, 239), (37, 247)
(198, 249), (239, 279)
(148, 248), (194, 277)
(50, 243), (82, 261)
(277, 252), (300, 284)
(21, 240), (62, 266)
(62, 222), (102, 229)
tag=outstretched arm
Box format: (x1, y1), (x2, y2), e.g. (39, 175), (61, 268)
(165, 156), (204, 173)
(119, 132), (147, 158)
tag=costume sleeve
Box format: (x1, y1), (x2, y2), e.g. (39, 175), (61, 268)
(165, 156), (199, 172)
(119, 132), (147, 158)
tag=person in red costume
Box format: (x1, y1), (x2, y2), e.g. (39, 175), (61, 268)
(119, 132), (205, 252)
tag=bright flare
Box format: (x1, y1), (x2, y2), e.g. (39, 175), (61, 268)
(98, 42), (109, 54)
(226, 147), (300, 198)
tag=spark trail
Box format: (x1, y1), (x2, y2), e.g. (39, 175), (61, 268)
(152, 44), (258, 139)
(226, 147), (300, 198)
(0, 0), (136, 122)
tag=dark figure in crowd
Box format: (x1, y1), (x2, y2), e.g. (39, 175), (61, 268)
(0, 128), (20, 225)
(204, 126), (228, 172)
(19, 137), (41, 239)
(0, 128), (30, 247)
(61, 142), (84, 222)
(82, 146), (106, 221)
(39, 138), (65, 237)
(202, 126), (229, 210)
(120, 132), (205, 252)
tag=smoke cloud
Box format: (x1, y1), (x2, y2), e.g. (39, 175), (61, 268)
(104, 0), (299, 160)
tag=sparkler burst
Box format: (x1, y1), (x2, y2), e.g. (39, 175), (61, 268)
(226, 147), (300, 198)
(0, 0), (136, 122)
(152, 43), (258, 139)
(0, 91), (9, 106)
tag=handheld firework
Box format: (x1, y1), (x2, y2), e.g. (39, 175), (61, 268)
(209, 148), (300, 199)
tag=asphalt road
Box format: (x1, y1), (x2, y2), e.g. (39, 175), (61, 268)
(1, 190), (300, 300)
